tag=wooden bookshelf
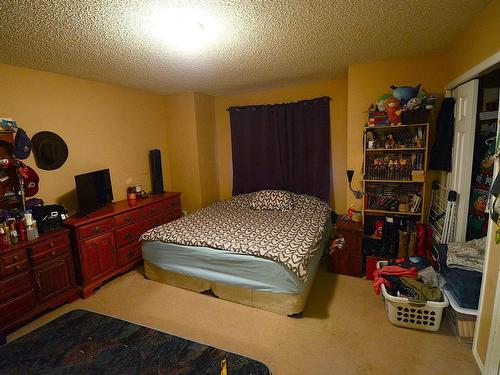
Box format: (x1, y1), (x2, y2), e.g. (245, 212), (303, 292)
(364, 209), (422, 216)
(364, 179), (424, 183)
(365, 123), (429, 130)
(365, 147), (426, 152)
(362, 122), (429, 240)
(363, 234), (383, 240)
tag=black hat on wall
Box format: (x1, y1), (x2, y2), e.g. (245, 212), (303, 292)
(31, 131), (68, 170)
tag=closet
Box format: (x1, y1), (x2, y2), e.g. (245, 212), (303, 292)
(445, 65), (500, 373)
(447, 68), (500, 242)
(466, 70), (500, 241)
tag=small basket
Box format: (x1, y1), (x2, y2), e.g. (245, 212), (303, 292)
(402, 108), (431, 124)
(377, 261), (449, 332)
(443, 287), (477, 343)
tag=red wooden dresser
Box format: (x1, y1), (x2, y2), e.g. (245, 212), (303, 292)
(0, 228), (79, 337)
(64, 192), (181, 297)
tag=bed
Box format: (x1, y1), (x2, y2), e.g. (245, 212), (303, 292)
(140, 190), (331, 315)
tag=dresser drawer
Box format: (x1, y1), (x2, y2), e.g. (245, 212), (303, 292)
(1, 249), (28, 267)
(163, 196), (181, 210)
(142, 212), (168, 232)
(0, 290), (36, 328)
(0, 271), (33, 303)
(114, 209), (141, 228)
(30, 243), (71, 266)
(78, 218), (113, 239)
(141, 202), (164, 217)
(115, 221), (144, 248)
(0, 258), (30, 278)
(31, 233), (70, 257)
(117, 241), (142, 267)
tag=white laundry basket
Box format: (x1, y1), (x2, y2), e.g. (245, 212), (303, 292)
(377, 261), (449, 332)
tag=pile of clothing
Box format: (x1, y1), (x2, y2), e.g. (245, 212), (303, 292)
(373, 256), (445, 302)
(433, 237), (485, 309)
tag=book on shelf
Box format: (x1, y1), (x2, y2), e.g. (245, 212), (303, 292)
(409, 194), (422, 213)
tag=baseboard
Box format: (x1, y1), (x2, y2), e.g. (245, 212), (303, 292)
(473, 349), (484, 374)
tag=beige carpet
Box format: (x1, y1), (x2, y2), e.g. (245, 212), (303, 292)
(8, 263), (478, 375)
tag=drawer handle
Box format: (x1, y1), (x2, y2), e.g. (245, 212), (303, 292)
(124, 232), (134, 239)
(49, 242), (55, 248)
(124, 216), (132, 222)
(13, 255), (19, 261)
(127, 251), (136, 258)
(51, 250), (56, 256)
(94, 225), (103, 233)
(150, 207), (158, 212)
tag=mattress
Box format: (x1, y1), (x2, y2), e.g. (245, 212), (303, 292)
(141, 192), (331, 282)
(142, 220), (331, 294)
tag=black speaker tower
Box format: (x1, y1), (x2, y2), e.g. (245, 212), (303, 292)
(149, 149), (164, 194)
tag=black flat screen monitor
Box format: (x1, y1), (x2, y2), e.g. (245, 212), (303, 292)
(75, 169), (113, 215)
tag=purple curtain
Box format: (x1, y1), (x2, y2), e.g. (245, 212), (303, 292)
(229, 96), (331, 202)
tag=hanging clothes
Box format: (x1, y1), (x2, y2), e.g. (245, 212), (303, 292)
(429, 97), (455, 171)
(467, 138), (495, 239)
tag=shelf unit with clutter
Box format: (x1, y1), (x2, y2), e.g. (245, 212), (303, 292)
(0, 118), (41, 246)
(361, 84), (435, 275)
(362, 123), (429, 254)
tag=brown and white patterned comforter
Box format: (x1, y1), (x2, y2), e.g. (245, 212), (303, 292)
(141, 192), (331, 281)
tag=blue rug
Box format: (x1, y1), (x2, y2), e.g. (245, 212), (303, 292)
(0, 310), (271, 374)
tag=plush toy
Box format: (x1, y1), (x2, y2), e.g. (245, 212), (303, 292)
(390, 84), (421, 105)
(384, 96), (402, 125)
(385, 134), (395, 149)
(417, 89), (428, 100)
(422, 94), (437, 109)
(376, 93), (392, 111)
(366, 130), (375, 141)
(405, 97), (422, 111)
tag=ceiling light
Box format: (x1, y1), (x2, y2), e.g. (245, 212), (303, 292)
(146, 8), (222, 54)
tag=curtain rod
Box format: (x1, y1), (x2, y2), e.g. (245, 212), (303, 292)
(226, 96), (331, 111)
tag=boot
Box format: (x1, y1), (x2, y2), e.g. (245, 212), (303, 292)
(416, 223), (426, 257)
(408, 231), (417, 257)
(398, 230), (408, 258)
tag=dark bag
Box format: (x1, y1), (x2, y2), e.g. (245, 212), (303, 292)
(31, 204), (68, 233)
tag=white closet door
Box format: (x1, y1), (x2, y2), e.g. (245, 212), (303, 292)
(448, 79), (479, 242)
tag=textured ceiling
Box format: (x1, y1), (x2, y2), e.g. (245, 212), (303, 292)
(0, 0), (491, 95)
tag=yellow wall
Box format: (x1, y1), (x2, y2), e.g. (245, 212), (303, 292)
(213, 78), (348, 213)
(346, 52), (450, 211)
(164, 91), (219, 213)
(194, 92), (219, 207)
(0, 63), (169, 212)
(447, 0), (500, 82)
(164, 92), (202, 212)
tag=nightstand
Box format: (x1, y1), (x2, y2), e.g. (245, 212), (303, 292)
(327, 219), (363, 276)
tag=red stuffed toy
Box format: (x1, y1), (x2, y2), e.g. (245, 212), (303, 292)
(384, 96), (402, 125)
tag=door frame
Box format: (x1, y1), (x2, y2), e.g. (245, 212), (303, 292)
(446, 51), (500, 374)
(446, 51), (500, 91)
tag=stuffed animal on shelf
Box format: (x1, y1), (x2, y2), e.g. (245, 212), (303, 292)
(405, 97), (422, 111)
(384, 96), (402, 125)
(385, 134), (395, 149)
(390, 84), (421, 105)
(376, 93), (392, 111)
